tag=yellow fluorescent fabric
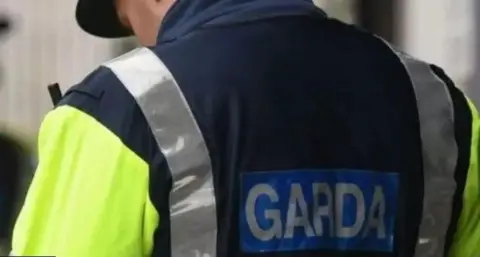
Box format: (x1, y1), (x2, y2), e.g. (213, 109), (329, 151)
(449, 99), (480, 257)
(11, 105), (159, 257)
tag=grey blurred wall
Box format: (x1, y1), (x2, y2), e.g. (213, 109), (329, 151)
(0, 0), (120, 132)
(465, 0), (480, 105)
(400, 0), (476, 92)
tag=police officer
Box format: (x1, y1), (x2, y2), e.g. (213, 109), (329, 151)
(10, 0), (480, 256)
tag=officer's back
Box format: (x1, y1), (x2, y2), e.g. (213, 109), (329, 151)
(150, 2), (475, 255)
(164, 0), (480, 255)
(11, 0), (479, 256)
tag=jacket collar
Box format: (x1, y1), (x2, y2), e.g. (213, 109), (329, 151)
(157, 0), (326, 44)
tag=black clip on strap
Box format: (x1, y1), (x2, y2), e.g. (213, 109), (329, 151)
(47, 83), (63, 106)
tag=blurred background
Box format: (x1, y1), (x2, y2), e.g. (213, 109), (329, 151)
(0, 0), (478, 134)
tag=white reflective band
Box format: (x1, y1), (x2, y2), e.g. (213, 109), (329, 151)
(104, 47), (217, 257)
(384, 43), (458, 257)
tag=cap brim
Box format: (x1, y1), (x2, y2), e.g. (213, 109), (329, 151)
(76, 0), (132, 38)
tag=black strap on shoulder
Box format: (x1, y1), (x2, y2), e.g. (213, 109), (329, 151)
(47, 83), (63, 106)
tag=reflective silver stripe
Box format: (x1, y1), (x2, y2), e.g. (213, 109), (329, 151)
(386, 46), (458, 256)
(104, 47), (217, 257)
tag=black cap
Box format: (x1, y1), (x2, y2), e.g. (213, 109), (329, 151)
(75, 0), (132, 38)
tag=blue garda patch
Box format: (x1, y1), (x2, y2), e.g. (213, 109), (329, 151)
(239, 169), (399, 253)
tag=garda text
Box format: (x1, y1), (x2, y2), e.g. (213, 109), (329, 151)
(239, 169), (399, 253)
